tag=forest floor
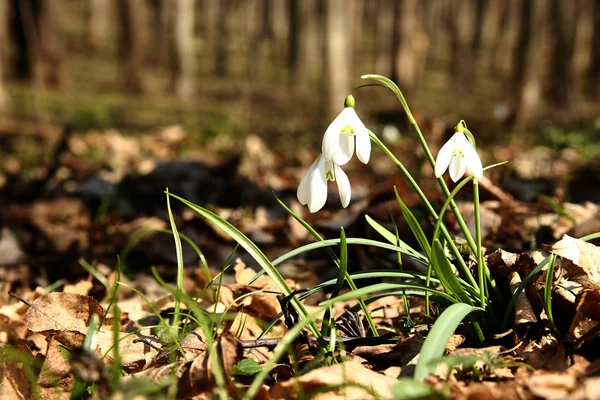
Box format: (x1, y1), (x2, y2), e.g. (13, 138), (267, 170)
(1, 71), (600, 398)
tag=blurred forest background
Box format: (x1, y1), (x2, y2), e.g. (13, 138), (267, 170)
(0, 0), (600, 192)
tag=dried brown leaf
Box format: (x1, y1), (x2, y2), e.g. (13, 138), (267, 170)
(38, 337), (72, 400)
(270, 362), (397, 400)
(24, 292), (104, 349)
(551, 235), (600, 287)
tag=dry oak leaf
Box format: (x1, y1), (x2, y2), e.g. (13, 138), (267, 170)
(270, 362), (397, 400)
(24, 292), (104, 349)
(38, 336), (73, 400)
(550, 234), (600, 287)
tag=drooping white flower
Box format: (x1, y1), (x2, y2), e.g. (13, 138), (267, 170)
(322, 95), (371, 166)
(297, 154), (351, 213)
(434, 131), (483, 182)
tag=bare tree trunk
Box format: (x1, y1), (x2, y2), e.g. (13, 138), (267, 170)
(471, 0), (487, 58)
(516, 0), (547, 122)
(374, 0), (395, 77)
(248, 0), (273, 80)
(449, 0), (477, 90)
(512, 0), (532, 91)
(394, 0), (419, 90)
(37, 0), (63, 87)
(212, 0), (228, 77)
(147, 0), (170, 67)
(304, 0), (324, 88)
(7, 0), (63, 87)
(118, 0), (145, 93)
(586, 0), (600, 99)
(488, 0), (511, 77)
(288, 0), (306, 91)
(546, 0), (576, 108)
(0, 0), (6, 108)
(171, 0), (196, 100)
(324, 0), (350, 119)
(88, 0), (110, 50)
(0, 48), (8, 110)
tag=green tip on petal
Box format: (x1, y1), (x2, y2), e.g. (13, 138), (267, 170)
(455, 119), (467, 133)
(344, 94), (355, 108)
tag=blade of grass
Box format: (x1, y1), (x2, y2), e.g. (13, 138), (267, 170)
(431, 239), (474, 306)
(169, 192), (320, 338)
(322, 228), (349, 337)
(393, 187), (431, 257)
(273, 194), (378, 336)
(543, 254), (561, 338)
(414, 303), (480, 380)
(152, 267), (229, 400)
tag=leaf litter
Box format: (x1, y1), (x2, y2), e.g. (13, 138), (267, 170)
(1, 126), (600, 398)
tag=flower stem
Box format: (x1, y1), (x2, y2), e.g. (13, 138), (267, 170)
(473, 178), (486, 309)
(369, 132), (479, 290)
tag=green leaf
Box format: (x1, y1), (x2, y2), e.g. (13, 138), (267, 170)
(391, 378), (438, 399)
(365, 214), (423, 259)
(168, 192), (319, 338)
(394, 188), (431, 257)
(234, 358), (263, 376)
(431, 239), (473, 305)
(414, 303), (480, 380)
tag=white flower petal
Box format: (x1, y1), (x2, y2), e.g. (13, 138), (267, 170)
(297, 156), (320, 205)
(334, 164), (351, 208)
(306, 155), (328, 212)
(355, 129), (371, 164)
(449, 154), (467, 182)
(322, 112), (344, 160)
(333, 133), (354, 165)
(434, 135), (456, 177)
(463, 142), (483, 178)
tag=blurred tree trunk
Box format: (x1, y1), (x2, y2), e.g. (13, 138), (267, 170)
(171, 0), (196, 100)
(210, 0), (228, 76)
(515, 0), (547, 122)
(324, 0), (350, 119)
(0, 0), (6, 108)
(305, 0), (324, 88)
(0, 50), (8, 110)
(471, 0), (486, 58)
(546, 0), (576, 107)
(7, 0), (63, 87)
(118, 0), (144, 92)
(586, 0), (600, 99)
(288, 0), (307, 92)
(248, 0), (273, 80)
(394, 0), (428, 91)
(37, 0), (63, 87)
(374, 0), (395, 77)
(449, 0), (477, 90)
(512, 0), (532, 91)
(147, 0), (170, 66)
(488, 0), (511, 77)
(88, 0), (110, 50)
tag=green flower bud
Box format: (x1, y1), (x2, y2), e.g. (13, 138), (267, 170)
(344, 94), (355, 108)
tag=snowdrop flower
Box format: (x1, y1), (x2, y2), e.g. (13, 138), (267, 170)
(434, 130), (483, 182)
(297, 154), (351, 213)
(322, 95), (371, 166)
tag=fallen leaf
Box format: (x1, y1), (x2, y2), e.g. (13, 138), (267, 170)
(550, 235), (600, 287)
(38, 337), (73, 400)
(270, 362), (397, 400)
(24, 292), (104, 349)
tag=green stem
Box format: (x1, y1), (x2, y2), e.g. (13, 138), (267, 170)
(275, 196), (379, 337)
(360, 75), (478, 255)
(411, 123), (478, 255)
(369, 132), (479, 290)
(473, 179), (486, 309)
